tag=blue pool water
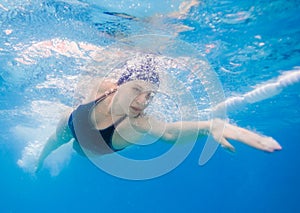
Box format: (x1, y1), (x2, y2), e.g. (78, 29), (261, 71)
(1, 0), (300, 212)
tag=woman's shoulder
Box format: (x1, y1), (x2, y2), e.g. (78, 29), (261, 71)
(80, 78), (117, 103)
(97, 78), (117, 93)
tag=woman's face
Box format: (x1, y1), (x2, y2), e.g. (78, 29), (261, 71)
(113, 80), (157, 117)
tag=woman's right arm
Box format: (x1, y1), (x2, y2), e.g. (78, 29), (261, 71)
(36, 110), (74, 172)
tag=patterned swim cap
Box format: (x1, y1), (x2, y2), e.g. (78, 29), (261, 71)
(117, 55), (160, 87)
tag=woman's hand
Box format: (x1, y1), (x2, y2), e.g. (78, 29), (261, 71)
(210, 119), (282, 152)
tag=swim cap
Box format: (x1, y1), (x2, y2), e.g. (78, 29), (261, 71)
(117, 55), (160, 87)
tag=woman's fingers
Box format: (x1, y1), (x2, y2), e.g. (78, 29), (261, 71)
(224, 124), (282, 152)
(250, 136), (282, 152)
(210, 119), (282, 152)
(219, 137), (236, 152)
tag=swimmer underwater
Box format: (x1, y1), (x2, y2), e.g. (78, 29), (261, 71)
(36, 56), (282, 172)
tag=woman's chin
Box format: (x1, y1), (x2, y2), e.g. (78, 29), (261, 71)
(128, 107), (142, 117)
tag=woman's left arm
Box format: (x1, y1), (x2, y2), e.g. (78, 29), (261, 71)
(138, 117), (282, 152)
(207, 119), (282, 152)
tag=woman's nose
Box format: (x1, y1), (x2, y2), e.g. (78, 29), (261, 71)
(135, 93), (148, 105)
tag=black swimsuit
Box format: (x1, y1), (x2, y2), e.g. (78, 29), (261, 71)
(68, 89), (125, 156)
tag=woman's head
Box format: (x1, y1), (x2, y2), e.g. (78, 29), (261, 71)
(117, 55), (160, 88)
(113, 55), (159, 116)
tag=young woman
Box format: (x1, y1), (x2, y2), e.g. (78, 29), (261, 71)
(36, 58), (282, 172)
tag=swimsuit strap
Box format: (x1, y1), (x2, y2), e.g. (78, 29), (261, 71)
(94, 87), (118, 106)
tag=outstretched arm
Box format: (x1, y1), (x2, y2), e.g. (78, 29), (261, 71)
(36, 110), (73, 172)
(207, 119), (282, 152)
(138, 117), (281, 153)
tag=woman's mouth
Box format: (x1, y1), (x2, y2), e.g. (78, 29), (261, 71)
(130, 106), (142, 112)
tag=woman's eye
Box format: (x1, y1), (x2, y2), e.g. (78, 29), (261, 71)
(146, 93), (151, 99)
(132, 87), (141, 93)
(146, 92), (155, 100)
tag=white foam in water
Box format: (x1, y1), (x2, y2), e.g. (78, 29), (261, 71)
(15, 100), (74, 176)
(16, 126), (74, 176)
(213, 67), (300, 113)
(43, 142), (74, 176)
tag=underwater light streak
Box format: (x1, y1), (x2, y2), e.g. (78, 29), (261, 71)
(213, 67), (300, 113)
